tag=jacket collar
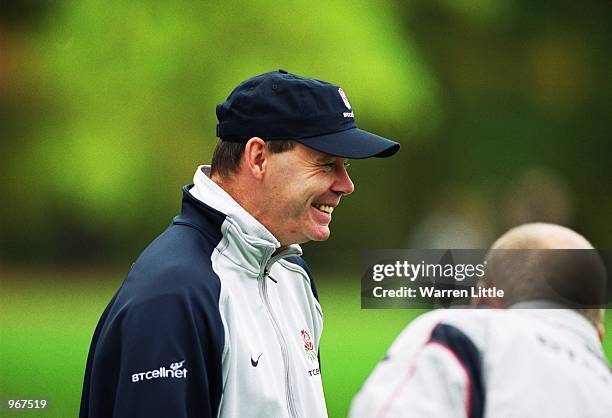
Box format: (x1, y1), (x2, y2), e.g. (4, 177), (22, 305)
(186, 165), (302, 275)
(510, 300), (604, 359)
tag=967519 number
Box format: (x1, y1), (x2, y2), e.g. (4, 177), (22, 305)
(7, 399), (48, 409)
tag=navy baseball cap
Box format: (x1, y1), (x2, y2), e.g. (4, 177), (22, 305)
(216, 70), (400, 159)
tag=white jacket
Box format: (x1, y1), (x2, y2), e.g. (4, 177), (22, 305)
(350, 303), (612, 418)
(190, 166), (327, 418)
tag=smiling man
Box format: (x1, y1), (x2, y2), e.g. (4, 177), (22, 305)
(80, 70), (399, 418)
(210, 139), (354, 244)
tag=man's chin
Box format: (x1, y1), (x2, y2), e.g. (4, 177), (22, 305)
(280, 227), (330, 245)
(304, 226), (331, 242)
(288, 220), (331, 244)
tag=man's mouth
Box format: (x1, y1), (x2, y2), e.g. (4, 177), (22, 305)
(312, 203), (335, 214)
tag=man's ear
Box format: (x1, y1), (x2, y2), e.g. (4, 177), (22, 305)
(243, 137), (267, 180)
(597, 323), (605, 342)
(472, 277), (507, 308)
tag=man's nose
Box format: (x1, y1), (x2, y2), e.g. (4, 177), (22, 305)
(332, 164), (354, 196)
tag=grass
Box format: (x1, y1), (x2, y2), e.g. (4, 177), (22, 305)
(1, 269), (610, 418)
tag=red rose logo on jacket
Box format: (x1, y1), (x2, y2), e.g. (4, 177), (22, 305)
(300, 329), (317, 362)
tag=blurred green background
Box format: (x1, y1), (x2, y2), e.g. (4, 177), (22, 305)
(1, 1), (611, 417)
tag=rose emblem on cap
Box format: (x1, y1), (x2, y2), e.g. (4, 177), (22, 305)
(338, 88), (351, 110)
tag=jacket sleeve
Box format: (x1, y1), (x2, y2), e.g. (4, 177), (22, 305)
(381, 340), (471, 417)
(83, 288), (224, 418)
(350, 321), (484, 418)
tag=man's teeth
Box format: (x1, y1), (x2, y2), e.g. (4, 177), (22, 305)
(315, 204), (334, 214)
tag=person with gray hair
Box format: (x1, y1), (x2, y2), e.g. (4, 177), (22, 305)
(350, 223), (611, 418)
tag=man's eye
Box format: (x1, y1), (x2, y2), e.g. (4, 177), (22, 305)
(319, 161), (350, 172)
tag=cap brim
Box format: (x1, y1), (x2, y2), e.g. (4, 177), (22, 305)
(294, 127), (400, 159)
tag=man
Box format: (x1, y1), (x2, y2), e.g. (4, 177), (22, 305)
(80, 70), (399, 418)
(350, 223), (611, 418)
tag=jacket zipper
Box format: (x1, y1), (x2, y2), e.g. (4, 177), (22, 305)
(258, 248), (301, 418)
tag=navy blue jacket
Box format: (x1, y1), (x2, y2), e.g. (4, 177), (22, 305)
(81, 168), (326, 418)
